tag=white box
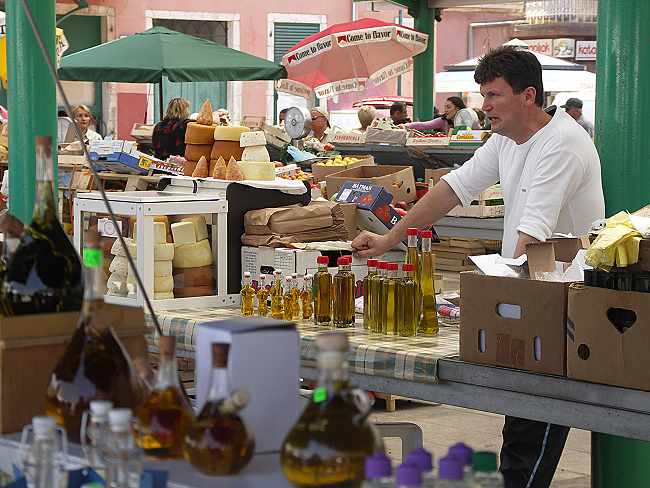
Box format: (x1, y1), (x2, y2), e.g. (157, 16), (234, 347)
(195, 317), (301, 454)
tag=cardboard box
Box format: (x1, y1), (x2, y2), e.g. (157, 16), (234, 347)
(447, 205), (505, 218)
(337, 202), (360, 239)
(567, 284), (650, 391)
(638, 238), (650, 271)
(326, 165), (416, 203)
(460, 271), (569, 375)
(365, 127), (408, 145)
(311, 155), (375, 182)
(195, 318), (300, 453)
(0, 305), (149, 434)
(424, 168), (451, 185)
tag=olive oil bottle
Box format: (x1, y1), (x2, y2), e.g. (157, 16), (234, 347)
(240, 272), (255, 316)
(271, 270), (284, 319)
(283, 276), (295, 320)
(397, 263), (418, 337)
(290, 273), (301, 319)
(418, 230), (439, 336)
(363, 259), (378, 330)
(256, 274), (269, 316)
(281, 332), (383, 487)
(405, 228), (420, 287)
(313, 256), (332, 326)
(372, 261), (386, 334)
(333, 256), (355, 328)
(301, 274), (313, 320)
(383, 263), (399, 335)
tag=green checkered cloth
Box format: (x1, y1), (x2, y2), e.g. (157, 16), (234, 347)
(145, 309), (459, 383)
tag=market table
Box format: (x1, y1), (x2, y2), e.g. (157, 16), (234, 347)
(434, 216), (504, 241)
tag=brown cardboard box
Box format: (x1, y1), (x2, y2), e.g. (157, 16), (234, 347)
(336, 202), (360, 239)
(424, 168), (451, 185)
(310, 155), (375, 182)
(326, 165), (417, 203)
(0, 305), (149, 434)
(639, 239), (650, 271)
(567, 284), (650, 391)
(460, 272), (569, 375)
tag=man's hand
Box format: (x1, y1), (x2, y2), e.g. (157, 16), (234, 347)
(351, 231), (392, 258)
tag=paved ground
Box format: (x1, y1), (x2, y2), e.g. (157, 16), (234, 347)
(370, 400), (590, 487)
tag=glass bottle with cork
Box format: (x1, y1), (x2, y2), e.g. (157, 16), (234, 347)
(283, 276), (295, 320)
(240, 272), (255, 316)
(418, 230), (439, 336)
(135, 336), (194, 459)
(333, 256), (355, 328)
(183, 343), (255, 475)
(313, 256), (332, 326)
(45, 229), (141, 444)
(383, 263), (399, 335)
(398, 263), (418, 337)
(301, 274), (313, 320)
(256, 274), (269, 316)
(270, 270), (284, 319)
(372, 261), (387, 334)
(281, 332), (383, 486)
(2, 135), (83, 315)
(363, 259), (379, 331)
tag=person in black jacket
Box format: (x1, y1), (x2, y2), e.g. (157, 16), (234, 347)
(152, 97), (191, 160)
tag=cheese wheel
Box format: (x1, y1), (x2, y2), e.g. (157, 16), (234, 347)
(238, 161), (276, 181)
(133, 216), (170, 241)
(183, 160), (197, 176)
(173, 285), (215, 298)
(173, 239), (212, 268)
(185, 122), (217, 144)
(109, 256), (133, 275)
(110, 237), (135, 257)
(154, 291), (175, 300)
(241, 145), (271, 162)
(154, 275), (174, 293)
(211, 140), (244, 162)
(171, 221), (197, 245)
(240, 131), (267, 147)
(155, 243), (175, 261)
(154, 260), (173, 277)
(213, 125), (250, 142)
(173, 265), (214, 287)
(153, 222), (167, 244)
(184, 143), (213, 162)
(107, 273), (128, 295)
(180, 215), (209, 241)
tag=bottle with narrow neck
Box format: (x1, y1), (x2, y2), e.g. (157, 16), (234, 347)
(291, 273), (301, 319)
(45, 229), (140, 444)
(405, 228), (420, 287)
(240, 272), (255, 316)
(363, 259), (378, 331)
(256, 274), (269, 316)
(81, 400), (113, 476)
(314, 256), (332, 326)
(103, 409), (143, 488)
(2, 135), (83, 315)
(418, 230), (439, 336)
(372, 261), (386, 334)
(136, 336), (193, 459)
(183, 343), (255, 475)
(301, 274), (313, 320)
(283, 276), (295, 320)
(333, 256), (355, 328)
(271, 271), (284, 319)
(281, 332), (383, 486)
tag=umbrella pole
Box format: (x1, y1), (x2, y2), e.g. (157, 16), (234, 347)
(159, 79), (164, 121)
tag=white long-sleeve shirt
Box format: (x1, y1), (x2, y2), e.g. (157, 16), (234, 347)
(442, 108), (605, 258)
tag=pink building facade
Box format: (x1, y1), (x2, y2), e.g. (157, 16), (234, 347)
(58, 1), (518, 138)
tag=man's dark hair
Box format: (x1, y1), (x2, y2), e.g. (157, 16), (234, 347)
(390, 101), (407, 116)
(474, 46), (544, 107)
(446, 96), (466, 111)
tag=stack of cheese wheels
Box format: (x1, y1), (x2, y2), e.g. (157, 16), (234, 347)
(184, 100), (217, 176)
(150, 221), (175, 299)
(107, 237), (136, 297)
(238, 131), (276, 181)
(171, 215), (216, 298)
(211, 126), (250, 171)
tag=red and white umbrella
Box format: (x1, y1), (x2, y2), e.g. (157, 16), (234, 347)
(277, 18), (428, 100)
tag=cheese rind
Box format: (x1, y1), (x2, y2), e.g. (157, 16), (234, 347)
(107, 273), (127, 295)
(180, 215), (209, 241)
(185, 143), (213, 162)
(154, 222), (167, 244)
(238, 161), (276, 181)
(241, 145), (271, 162)
(173, 239), (213, 268)
(154, 243), (175, 261)
(213, 125), (250, 142)
(154, 260), (173, 277)
(110, 237), (135, 257)
(109, 256), (133, 275)
(211, 140), (244, 162)
(240, 131), (267, 147)
(185, 122), (216, 144)
(171, 221), (197, 245)
(154, 275), (174, 293)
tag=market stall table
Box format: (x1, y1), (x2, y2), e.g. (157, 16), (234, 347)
(434, 216), (504, 241)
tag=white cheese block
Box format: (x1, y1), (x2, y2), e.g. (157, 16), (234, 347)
(213, 125), (250, 142)
(241, 145), (270, 162)
(180, 215), (209, 242)
(240, 130), (267, 147)
(154, 291), (175, 300)
(110, 237), (136, 257)
(109, 256), (134, 276)
(107, 273), (127, 295)
(154, 275), (174, 293)
(154, 260), (173, 277)
(173, 239), (213, 269)
(171, 221), (197, 245)
(238, 161), (276, 181)
(154, 222), (167, 244)
(154, 243), (175, 261)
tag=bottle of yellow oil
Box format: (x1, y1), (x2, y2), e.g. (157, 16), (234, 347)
(363, 259), (378, 330)
(291, 273), (301, 320)
(333, 256), (355, 328)
(418, 229), (439, 336)
(240, 272), (255, 316)
(405, 228), (420, 287)
(383, 263), (399, 335)
(313, 256), (332, 326)
(283, 276), (295, 321)
(397, 263), (418, 337)
(256, 274), (269, 317)
(301, 274), (313, 320)
(270, 270), (284, 320)
(373, 261), (386, 334)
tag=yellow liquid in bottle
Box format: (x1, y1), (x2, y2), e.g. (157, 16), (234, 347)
(419, 241), (439, 336)
(363, 267), (378, 330)
(291, 287), (301, 319)
(314, 267), (332, 326)
(301, 277), (313, 320)
(398, 274), (418, 337)
(271, 274), (284, 319)
(283, 279), (294, 320)
(384, 266), (398, 335)
(257, 287), (269, 317)
(333, 263), (355, 328)
(240, 277), (255, 316)
(371, 270), (384, 333)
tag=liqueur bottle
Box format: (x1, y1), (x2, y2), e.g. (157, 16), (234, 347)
(240, 272), (255, 316)
(313, 256), (332, 326)
(333, 256), (355, 328)
(291, 273), (302, 319)
(271, 270), (284, 319)
(372, 261), (387, 334)
(284, 276), (295, 320)
(363, 259), (379, 331)
(256, 274), (269, 316)
(301, 274), (313, 320)
(418, 230), (439, 336)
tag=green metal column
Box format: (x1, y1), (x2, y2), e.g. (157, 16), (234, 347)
(6, 0), (58, 224)
(592, 434), (650, 488)
(411, 2), (434, 122)
(595, 0), (650, 215)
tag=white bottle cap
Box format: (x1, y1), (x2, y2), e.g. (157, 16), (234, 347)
(292, 273), (298, 279)
(90, 400), (113, 420)
(243, 272), (251, 278)
(32, 416), (56, 438)
(108, 408), (132, 432)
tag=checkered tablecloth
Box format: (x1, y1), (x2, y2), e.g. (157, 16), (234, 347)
(145, 309), (459, 384)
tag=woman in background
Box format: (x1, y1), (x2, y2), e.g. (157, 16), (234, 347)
(152, 97), (190, 160)
(72, 105), (102, 144)
(356, 105), (377, 132)
(443, 96), (480, 129)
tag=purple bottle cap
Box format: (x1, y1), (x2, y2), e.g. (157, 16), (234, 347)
(439, 457), (463, 481)
(405, 448), (433, 472)
(365, 453), (392, 479)
(396, 463), (422, 487)
(448, 442), (474, 465)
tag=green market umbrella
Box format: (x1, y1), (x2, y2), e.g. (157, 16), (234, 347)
(58, 26), (287, 118)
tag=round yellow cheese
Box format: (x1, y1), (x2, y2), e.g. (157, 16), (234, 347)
(184, 143), (213, 162)
(238, 161), (276, 181)
(213, 125), (250, 142)
(185, 122), (217, 144)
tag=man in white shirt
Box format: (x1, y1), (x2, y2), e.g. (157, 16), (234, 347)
(352, 46), (604, 488)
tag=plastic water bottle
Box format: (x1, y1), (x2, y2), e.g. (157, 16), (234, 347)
(438, 457), (467, 487)
(20, 416), (66, 488)
(363, 453), (393, 487)
(396, 462), (422, 487)
(81, 400), (113, 474)
(471, 451), (504, 487)
(405, 448), (435, 487)
(448, 442), (474, 478)
(101, 409), (143, 488)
